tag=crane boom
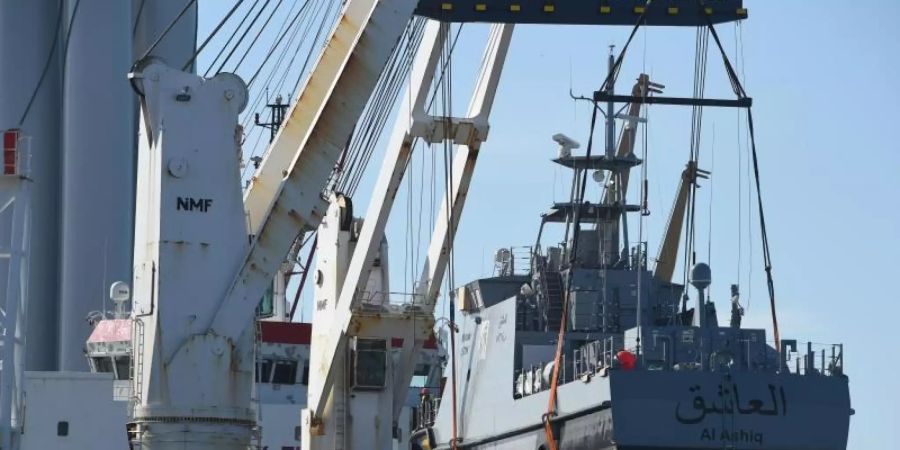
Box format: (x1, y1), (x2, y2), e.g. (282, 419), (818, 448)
(211, 0), (419, 341)
(302, 21), (512, 449)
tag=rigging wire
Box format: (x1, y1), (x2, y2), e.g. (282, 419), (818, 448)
(700, 9), (780, 351)
(735, 23), (743, 292)
(59, 0), (84, 81)
(232, 0), (286, 74)
(291, 0), (342, 95)
(246, 0), (313, 87)
(436, 21), (460, 450)
(214, 0), (271, 74)
(241, 0), (318, 132)
(544, 8), (650, 449)
(544, 99), (600, 450)
(135, 0), (198, 66)
(203, 0), (261, 77)
(681, 25), (710, 313)
(738, 21), (754, 313)
(708, 128), (715, 264)
(343, 28), (424, 195)
(183, 0), (246, 71)
(17, 0), (64, 127)
(243, 0), (327, 128)
(132, 0), (147, 37)
(288, 235), (318, 320)
(239, 0), (330, 182)
(279, 14), (426, 318)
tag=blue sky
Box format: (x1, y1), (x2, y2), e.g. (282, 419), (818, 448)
(198, 1), (900, 447)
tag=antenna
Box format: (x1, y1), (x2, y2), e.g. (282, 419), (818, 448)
(552, 133), (580, 158)
(109, 281), (131, 319)
(690, 263), (712, 329)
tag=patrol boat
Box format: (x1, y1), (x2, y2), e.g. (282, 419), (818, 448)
(411, 68), (852, 450)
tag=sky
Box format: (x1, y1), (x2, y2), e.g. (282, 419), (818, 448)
(197, 1), (900, 447)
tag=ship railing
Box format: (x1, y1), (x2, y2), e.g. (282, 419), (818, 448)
(513, 353), (570, 399)
(573, 336), (635, 377)
(780, 340), (844, 377)
(494, 245), (533, 277)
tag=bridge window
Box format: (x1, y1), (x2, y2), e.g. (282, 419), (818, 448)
(272, 360), (299, 385)
(91, 356), (113, 374)
(114, 356), (130, 380)
(257, 359), (273, 383)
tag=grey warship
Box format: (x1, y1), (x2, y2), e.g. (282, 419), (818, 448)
(411, 57), (852, 450)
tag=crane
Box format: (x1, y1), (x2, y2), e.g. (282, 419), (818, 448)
(126, 1), (419, 448)
(301, 21), (513, 449)
(123, 2), (749, 449)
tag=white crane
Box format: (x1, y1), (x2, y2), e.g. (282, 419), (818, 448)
(126, 1), (419, 448)
(302, 20), (513, 450)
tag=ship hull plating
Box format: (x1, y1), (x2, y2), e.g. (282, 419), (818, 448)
(424, 369), (850, 450)
(421, 293), (850, 450)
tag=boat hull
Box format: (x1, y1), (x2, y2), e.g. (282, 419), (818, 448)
(420, 370), (851, 450)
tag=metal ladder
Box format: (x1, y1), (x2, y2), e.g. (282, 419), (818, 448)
(131, 319), (145, 413)
(543, 271), (564, 332)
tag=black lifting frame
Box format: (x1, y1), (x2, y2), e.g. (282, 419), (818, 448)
(414, 1), (747, 27)
(593, 93), (752, 108)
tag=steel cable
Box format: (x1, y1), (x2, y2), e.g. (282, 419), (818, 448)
(183, 0), (246, 71)
(232, 0), (286, 74)
(214, 0), (271, 74)
(203, 0), (261, 77)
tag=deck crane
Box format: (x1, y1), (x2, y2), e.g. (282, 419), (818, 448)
(302, 21), (513, 450)
(126, 1), (420, 448)
(122, 1), (748, 448)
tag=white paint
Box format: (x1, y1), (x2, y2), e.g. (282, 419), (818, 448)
(19, 372), (127, 450)
(129, 62), (252, 449)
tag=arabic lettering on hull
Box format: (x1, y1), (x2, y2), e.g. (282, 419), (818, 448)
(675, 384), (787, 425)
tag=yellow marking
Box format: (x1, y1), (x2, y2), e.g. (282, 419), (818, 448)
(705, 7), (714, 15)
(668, 6), (679, 15)
(475, 3), (486, 11)
(543, 4), (555, 13)
(634, 6), (646, 14)
(441, 2), (452, 11)
(600, 6), (611, 14)
(737, 7), (748, 16)
(510, 4), (521, 12)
